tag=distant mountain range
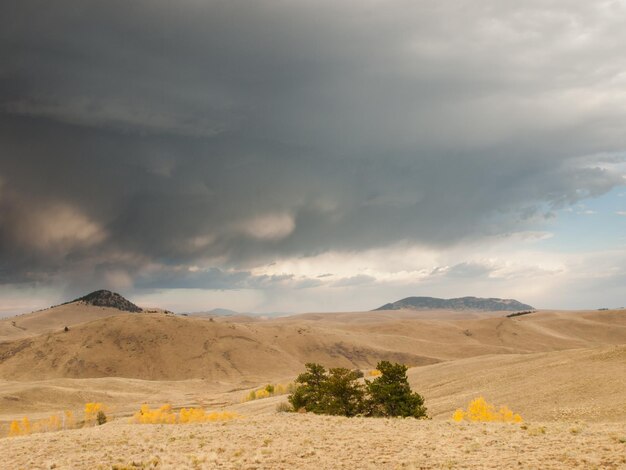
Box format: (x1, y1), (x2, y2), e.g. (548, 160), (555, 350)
(185, 308), (293, 318)
(207, 308), (240, 316)
(186, 308), (240, 317)
(374, 296), (534, 312)
(60, 290), (533, 317)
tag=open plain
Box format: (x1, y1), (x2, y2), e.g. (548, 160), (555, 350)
(1, 303), (625, 469)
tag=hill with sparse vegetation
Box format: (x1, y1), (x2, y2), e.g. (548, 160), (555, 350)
(69, 290), (142, 313)
(375, 296), (534, 312)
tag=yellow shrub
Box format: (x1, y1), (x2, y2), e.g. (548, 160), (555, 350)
(84, 402), (106, 424)
(7, 404), (109, 437)
(368, 369), (382, 377)
(452, 409), (465, 422)
(10, 416), (45, 436)
(132, 404), (240, 424)
(242, 383), (295, 402)
(255, 389), (271, 400)
(21, 417), (31, 434)
(8, 420), (20, 437)
(133, 404), (177, 424)
(453, 397), (523, 423)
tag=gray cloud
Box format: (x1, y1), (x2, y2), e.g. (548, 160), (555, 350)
(1, 0), (625, 294)
(134, 267), (294, 291)
(434, 262), (494, 279)
(331, 275), (377, 288)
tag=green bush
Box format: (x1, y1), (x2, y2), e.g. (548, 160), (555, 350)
(96, 410), (107, 425)
(365, 361), (427, 418)
(289, 363), (328, 413)
(288, 361), (427, 419)
(322, 368), (365, 417)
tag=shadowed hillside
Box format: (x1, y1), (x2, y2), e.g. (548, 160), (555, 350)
(0, 313), (437, 381)
(1, 308), (624, 381)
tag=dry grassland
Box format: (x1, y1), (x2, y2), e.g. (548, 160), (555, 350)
(0, 306), (625, 468)
(2, 414), (625, 469)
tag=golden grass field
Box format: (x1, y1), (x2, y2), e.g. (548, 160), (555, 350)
(4, 414), (626, 469)
(0, 303), (625, 468)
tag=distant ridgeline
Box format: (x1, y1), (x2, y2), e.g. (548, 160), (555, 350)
(374, 296), (534, 312)
(66, 290), (143, 313)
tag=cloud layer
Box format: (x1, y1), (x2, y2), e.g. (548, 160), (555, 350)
(1, 1), (625, 311)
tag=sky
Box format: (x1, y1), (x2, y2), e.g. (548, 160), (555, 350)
(1, 0), (625, 316)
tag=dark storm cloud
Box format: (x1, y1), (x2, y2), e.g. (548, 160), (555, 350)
(1, 0), (625, 290)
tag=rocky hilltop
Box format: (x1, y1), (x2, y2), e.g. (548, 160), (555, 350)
(375, 296), (533, 312)
(71, 290), (142, 313)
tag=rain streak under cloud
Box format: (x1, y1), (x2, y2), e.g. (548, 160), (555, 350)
(1, 0), (625, 314)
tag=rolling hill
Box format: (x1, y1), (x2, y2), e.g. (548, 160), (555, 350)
(0, 290), (145, 342)
(1, 306), (624, 381)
